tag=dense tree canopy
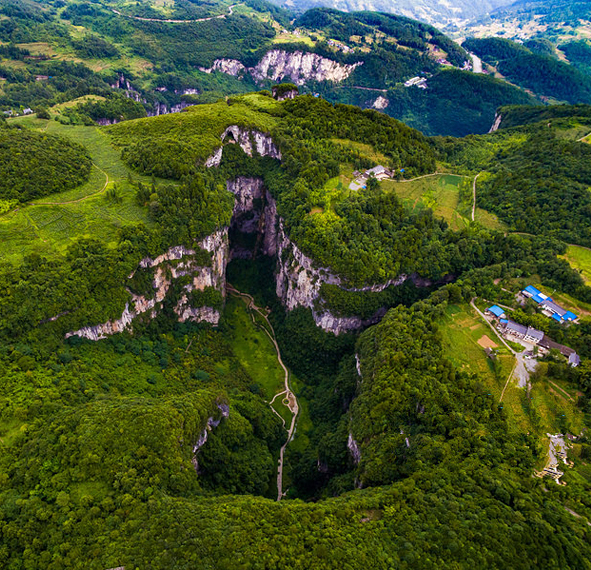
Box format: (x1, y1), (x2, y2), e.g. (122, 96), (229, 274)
(0, 124), (91, 202)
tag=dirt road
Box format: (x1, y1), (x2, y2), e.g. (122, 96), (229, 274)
(112, 4), (239, 23)
(227, 285), (299, 501)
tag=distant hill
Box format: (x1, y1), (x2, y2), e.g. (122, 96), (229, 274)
(458, 0), (591, 44)
(0, 1), (537, 136)
(463, 36), (591, 104)
(269, 0), (516, 27)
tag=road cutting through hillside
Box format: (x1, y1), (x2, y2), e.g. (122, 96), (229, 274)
(227, 284), (299, 501)
(112, 4), (240, 23)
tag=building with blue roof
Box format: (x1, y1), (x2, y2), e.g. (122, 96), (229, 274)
(541, 299), (578, 323)
(486, 305), (506, 318)
(523, 285), (542, 298)
(522, 285), (578, 324)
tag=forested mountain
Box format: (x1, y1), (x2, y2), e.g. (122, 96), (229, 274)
(3, 1), (591, 567)
(459, 0), (591, 52)
(463, 36), (591, 104)
(0, 0), (541, 135)
(2, 88), (591, 567)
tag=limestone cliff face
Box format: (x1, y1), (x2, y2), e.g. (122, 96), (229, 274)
(199, 50), (362, 86)
(347, 433), (361, 465)
(274, 218), (409, 334)
(205, 125), (281, 167)
(199, 58), (246, 76)
(66, 230), (229, 341)
(227, 177), (265, 234)
(192, 401), (230, 473)
(489, 112), (503, 133)
(251, 50), (363, 85)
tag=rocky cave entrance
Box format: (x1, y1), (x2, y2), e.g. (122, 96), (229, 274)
(227, 177), (276, 262)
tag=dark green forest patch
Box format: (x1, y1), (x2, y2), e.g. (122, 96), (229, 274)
(0, 125), (91, 202)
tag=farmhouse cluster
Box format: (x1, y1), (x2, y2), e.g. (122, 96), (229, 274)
(486, 305), (580, 367)
(349, 165), (397, 191)
(521, 285), (578, 323)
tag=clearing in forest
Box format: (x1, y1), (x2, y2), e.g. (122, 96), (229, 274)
(561, 244), (591, 286)
(381, 174), (505, 231)
(0, 116), (159, 265)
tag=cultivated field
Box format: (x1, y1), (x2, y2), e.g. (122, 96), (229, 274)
(561, 245), (591, 285)
(0, 116), (158, 265)
(382, 174), (506, 231)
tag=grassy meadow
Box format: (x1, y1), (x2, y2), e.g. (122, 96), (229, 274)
(224, 295), (292, 424)
(1, 115), (158, 265)
(382, 174), (506, 231)
(561, 244), (591, 285)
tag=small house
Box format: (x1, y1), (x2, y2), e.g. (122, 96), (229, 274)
(505, 321), (527, 339)
(522, 285), (542, 299)
(524, 327), (544, 344)
(365, 165), (390, 181)
(486, 305), (505, 319)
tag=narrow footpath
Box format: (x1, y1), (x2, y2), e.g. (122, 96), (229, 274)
(227, 284), (299, 501)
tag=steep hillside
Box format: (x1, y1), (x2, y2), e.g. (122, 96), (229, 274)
(463, 36), (591, 104)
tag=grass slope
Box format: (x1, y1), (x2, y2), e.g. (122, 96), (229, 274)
(0, 116), (158, 265)
(381, 174), (506, 231)
(561, 245), (591, 285)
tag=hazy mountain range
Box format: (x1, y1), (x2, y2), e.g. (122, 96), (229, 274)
(270, 0), (518, 26)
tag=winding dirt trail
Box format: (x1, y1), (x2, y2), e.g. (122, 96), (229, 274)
(111, 3), (240, 23)
(227, 284), (299, 501)
(33, 163), (110, 206)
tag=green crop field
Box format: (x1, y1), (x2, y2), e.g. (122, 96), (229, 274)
(438, 303), (514, 399)
(438, 303), (586, 436)
(0, 116), (159, 265)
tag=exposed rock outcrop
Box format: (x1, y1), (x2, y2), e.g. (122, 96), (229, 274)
(273, 218), (411, 334)
(489, 112), (502, 133)
(272, 85), (299, 101)
(200, 50), (363, 86)
(252, 50), (363, 85)
(205, 125), (282, 167)
(199, 58), (246, 76)
(227, 177), (265, 234)
(372, 96), (389, 110)
(192, 402), (230, 472)
(66, 230), (229, 341)
(147, 101), (190, 117)
(110, 73), (192, 120)
(348, 433), (361, 465)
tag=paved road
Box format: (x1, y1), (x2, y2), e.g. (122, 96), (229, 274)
(470, 53), (483, 74)
(227, 285), (299, 501)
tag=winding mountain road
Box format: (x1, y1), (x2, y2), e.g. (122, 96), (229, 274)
(227, 285), (298, 501)
(111, 4), (240, 23)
